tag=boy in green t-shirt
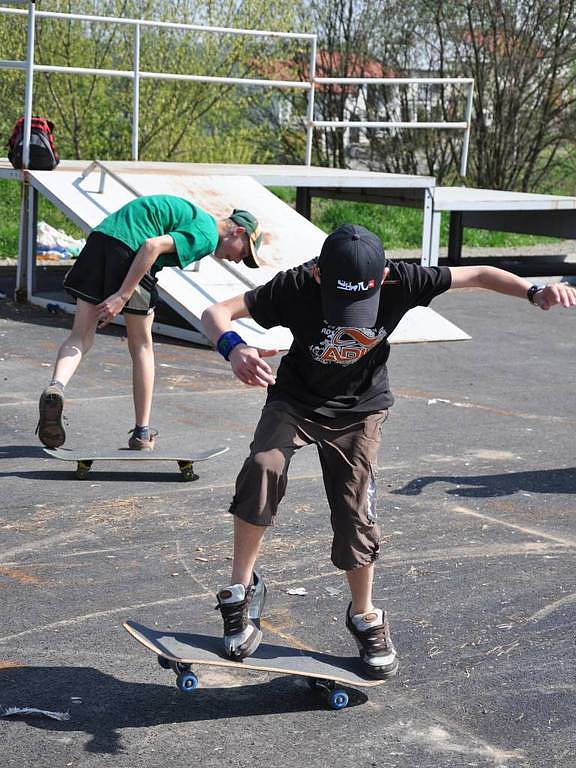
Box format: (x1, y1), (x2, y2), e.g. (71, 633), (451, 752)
(36, 195), (263, 451)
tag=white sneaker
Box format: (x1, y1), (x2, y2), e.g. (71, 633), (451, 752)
(346, 604), (399, 679)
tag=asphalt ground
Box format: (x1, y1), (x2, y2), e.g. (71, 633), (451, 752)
(0, 282), (575, 768)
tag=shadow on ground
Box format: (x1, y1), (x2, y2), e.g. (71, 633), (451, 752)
(0, 469), (197, 484)
(392, 467), (576, 497)
(0, 297), (197, 347)
(0, 666), (366, 754)
(0, 446), (47, 460)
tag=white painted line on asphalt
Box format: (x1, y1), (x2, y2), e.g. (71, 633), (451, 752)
(451, 504), (576, 548)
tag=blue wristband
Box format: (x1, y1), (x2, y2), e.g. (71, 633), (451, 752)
(216, 330), (247, 360)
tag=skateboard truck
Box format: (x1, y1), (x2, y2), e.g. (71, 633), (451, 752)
(157, 654), (350, 709)
(157, 656), (199, 692)
(74, 459), (198, 481)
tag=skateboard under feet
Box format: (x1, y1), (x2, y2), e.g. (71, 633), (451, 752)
(123, 619), (390, 711)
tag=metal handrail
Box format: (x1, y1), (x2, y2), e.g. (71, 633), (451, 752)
(312, 77), (475, 175)
(0, 5), (316, 40)
(2, 61), (312, 88)
(79, 160), (141, 198)
(316, 76), (474, 85)
(0, 4), (474, 174)
(1, 3), (317, 164)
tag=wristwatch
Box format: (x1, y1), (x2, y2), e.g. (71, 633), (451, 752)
(527, 284), (545, 305)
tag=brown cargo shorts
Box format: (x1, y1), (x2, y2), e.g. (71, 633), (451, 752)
(229, 399), (388, 571)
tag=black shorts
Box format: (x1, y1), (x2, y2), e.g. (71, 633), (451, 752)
(63, 231), (158, 315)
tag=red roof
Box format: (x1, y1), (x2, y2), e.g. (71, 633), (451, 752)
(255, 51), (397, 90)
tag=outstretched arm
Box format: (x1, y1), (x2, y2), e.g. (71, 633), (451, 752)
(201, 295), (277, 387)
(449, 266), (576, 310)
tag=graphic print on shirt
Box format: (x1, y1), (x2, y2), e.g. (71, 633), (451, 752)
(310, 326), (387, 365)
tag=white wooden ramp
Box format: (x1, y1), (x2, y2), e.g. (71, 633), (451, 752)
(27, 162), (469, 346)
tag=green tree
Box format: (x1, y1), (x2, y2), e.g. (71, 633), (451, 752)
(364, 0), (576, 190)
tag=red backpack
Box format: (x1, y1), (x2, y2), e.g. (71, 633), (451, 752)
(7, 116), (59, 170)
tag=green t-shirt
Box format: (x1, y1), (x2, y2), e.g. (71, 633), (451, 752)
(93, 195), (219, 274)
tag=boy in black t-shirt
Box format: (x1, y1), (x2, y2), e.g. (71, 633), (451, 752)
(201, 223), (576, 676)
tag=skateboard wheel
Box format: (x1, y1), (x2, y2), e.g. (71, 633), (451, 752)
(327, 689), (349, 710)
(176, 671), (198, 692)
(307, 678), (349, 709)
(157, 655), (171, 670)
(75, 460), (93, 480)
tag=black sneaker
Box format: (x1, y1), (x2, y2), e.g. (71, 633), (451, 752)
(346, 603), (399, 679)
(216, 572), (266, 660)
(36, 385), (65, 448)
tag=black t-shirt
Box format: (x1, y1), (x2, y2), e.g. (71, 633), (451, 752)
(245, 259), (452, 417)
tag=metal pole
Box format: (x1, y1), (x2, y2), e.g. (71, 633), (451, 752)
(15, 182), (29, 302)
(460, 81), (474, 176)
(304, 35), (317, 165)
(132, 22), (140, 161)
(421, 186), (435, 267)
(26, 187), (38, 299)
(22, 0), (36, 169)
(15, 0), (36, 302)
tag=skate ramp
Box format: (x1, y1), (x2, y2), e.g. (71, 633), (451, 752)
(27, 162), (469, 346)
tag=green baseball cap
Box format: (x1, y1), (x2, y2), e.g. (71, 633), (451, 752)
(230, 209), (263, 268)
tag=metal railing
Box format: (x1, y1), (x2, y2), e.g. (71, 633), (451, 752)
(313, 76), (475, 176)
(0, 2), (317, 163)
(0, 2), (473, 173)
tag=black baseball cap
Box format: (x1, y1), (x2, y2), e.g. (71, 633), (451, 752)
(317, 224), (387, 326)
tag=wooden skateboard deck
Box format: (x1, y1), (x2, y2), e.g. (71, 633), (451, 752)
(44, 445), (228, 481)
(123, 619), (387, 710)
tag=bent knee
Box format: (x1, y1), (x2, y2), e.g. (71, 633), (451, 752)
(127, 338), (153, 357)
(252, 448), (287, 477)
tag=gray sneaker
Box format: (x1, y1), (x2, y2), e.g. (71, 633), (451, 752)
(36, 385), (65, 448)
(216, 572), (266, 660)
(248, 570), (267, 626)
(128, 428), (158, 451)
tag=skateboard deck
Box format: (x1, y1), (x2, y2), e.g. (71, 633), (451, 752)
(123, 619), (387, 710)
(43, 445), (229, 481)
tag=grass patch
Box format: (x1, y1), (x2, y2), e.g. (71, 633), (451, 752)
(0, 179), (85, 260)
(270, 187), (558, 250)
(0, 180), (21, 260)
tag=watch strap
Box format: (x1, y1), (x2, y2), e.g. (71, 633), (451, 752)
(527, 284), (545, 305)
